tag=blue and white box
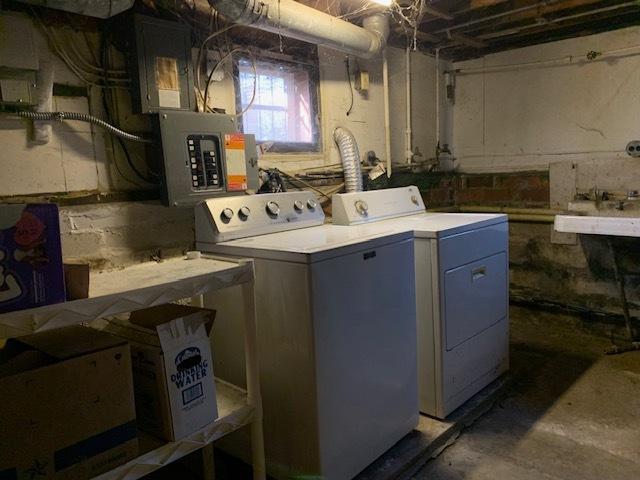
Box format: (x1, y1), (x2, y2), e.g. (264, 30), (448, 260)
(103, 304), (218, 441)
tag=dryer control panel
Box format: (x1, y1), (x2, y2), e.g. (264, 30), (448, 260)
(332, 186), (426, 225)
(195, 191), (325, 244)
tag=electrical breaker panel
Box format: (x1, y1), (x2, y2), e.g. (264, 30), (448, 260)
(156, 111), (259, 207)
(129, 15), (195, 113)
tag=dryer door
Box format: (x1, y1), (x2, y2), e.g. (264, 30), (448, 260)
(443, 251), (508, 350)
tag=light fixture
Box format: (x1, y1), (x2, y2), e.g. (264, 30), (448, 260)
(370, 0), (393, 6)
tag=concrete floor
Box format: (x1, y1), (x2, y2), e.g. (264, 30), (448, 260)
(413, 305), (640, 480)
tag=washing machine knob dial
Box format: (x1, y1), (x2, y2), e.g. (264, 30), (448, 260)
(411, 195), (419, 206)
(239, 206), (251, 218)
(307, 198), (318, 210)
(355, 200), (369, 216)
(294, 200), (304, 212)
(266, 201), (280, 216)
(221, 208), (234, 220)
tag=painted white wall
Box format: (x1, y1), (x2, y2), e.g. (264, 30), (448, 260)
(388, 48), (451, 167)
(452, 26), (640, 174)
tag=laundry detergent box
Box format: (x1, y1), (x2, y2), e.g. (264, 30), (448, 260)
(102, 304), (218, 441)
(0, 204), (65, 314)
(0, 326), (138, 479)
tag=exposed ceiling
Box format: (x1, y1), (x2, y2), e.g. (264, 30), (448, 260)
(349, 0), (640, 61)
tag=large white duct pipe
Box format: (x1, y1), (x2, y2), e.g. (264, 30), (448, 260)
(209, 0), (389, 58)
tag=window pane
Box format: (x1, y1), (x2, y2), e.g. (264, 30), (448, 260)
(273, 77), (286, 107)
(237, 58), (317, 150)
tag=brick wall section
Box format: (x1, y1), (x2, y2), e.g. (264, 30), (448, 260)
(455, 172), (549, 207)
(417, 171), (550, 208)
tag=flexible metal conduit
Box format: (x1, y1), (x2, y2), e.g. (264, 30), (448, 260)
(333, 127), (363, 193)
(16, 111), (153, 143)
(208, 0), (389, 58)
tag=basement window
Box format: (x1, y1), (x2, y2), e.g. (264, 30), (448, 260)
(235, 56), (320, 153)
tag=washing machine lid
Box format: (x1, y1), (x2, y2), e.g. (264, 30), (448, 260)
(202, 224), (413, 263)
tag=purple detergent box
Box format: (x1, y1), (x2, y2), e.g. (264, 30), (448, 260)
(0, 204), (66, 314)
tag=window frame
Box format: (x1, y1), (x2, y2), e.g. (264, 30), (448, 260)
(233, 54), (321, 154)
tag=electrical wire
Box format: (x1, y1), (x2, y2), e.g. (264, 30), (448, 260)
(31, 11), (128, 89)
(275, 168), (343, 200)
(345, 57), (354, 116)
(101, 31), (158, 185)
(68, 36), (128, 77)
(195, 24), (238, 111)
(235, 53), (258, 118)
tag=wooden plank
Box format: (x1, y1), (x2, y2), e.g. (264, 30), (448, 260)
(394, 27), (442, 44)
(471, 0), (510, 7)
(449, 32), (487, 48)
(355, 376), (509, 480)
(491, 0), (603, 24)
(422, 5), (454, 20)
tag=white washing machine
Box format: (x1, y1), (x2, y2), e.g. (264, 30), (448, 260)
(195, 191), (418, 479)
(333, 186), (509, 419)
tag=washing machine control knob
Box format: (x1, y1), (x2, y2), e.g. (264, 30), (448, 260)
(355, 200), (369, 216)
(294, 200), (304, 212)
(239, 206), (251, 219)
(221, 208), (234, 220)
(307, 198), (318, 210)
(411, 195), (419, 206)
(266, 201), (280, 216)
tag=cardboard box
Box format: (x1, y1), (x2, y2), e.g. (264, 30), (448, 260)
(0, 204), (65, 313)
(103, 304), (218, 441)
(0, 326), (138, 479)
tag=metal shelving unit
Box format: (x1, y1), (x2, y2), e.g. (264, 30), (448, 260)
(0, 256), (265, 480)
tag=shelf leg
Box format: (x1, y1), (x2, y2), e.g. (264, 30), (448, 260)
(242, 276), (266, 480)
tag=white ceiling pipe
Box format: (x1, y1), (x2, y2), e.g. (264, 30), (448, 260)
(208, 0), (389, 58)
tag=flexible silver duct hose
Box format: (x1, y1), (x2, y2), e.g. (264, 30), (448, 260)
(333, 127), (363, 193)
(15, 111), (153, 143)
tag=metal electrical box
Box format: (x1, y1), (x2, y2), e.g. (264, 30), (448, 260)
(130, 15), (195, 113)
(156, 111), (259, 207)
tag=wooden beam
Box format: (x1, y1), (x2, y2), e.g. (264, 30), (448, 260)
(449, 32), (487, 48)
(399, 27), (443, 44)
(470, 0), (511, 8)
(421, 5), (454, 20)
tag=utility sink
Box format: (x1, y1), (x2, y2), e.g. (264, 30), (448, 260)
(568, 199), (640, 217)
(554, 215), (640, 237)
(555, 199), (640, 237)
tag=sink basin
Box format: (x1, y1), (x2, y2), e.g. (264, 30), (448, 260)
(568, 200), (640, 217)
(554, 215), (640, 237)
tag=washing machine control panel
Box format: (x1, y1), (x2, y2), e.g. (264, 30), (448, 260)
(332, 186), (426, 225)
(196, 191), (325, 243)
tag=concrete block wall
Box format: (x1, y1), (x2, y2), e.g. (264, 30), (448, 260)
(59, 202), (195, 269)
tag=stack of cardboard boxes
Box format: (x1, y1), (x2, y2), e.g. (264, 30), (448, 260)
(0, 300), (219, 478)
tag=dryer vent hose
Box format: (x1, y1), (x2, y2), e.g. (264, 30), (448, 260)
(333, 127), (363, 193)
(15, 111), (154, 143)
